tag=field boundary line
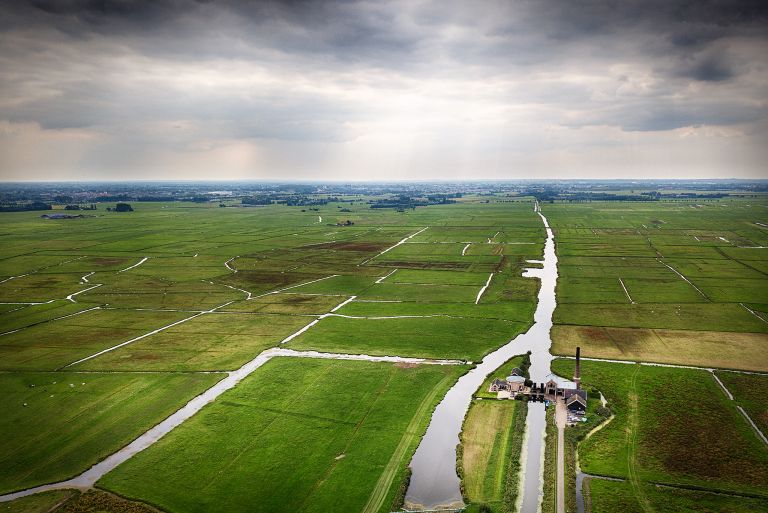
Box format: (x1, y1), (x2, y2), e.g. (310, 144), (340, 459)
(475, 273), (494, 305)
(656, 258), (708, 300)
(618, 278), (635, 304)
(710, 372), (768, 445)
(117, 257), (148, 273)
(709, 371), (733, 400)
(376, 268), (398, 284)
(223, 256), (239, 273)
(249, 274), (338, 300)
(736, 407), (767, 445)
(360, 227), (429, 265)
(739, 303), (768, 324)
(0, 306), (102, 337)
(66, 283), (102, 302)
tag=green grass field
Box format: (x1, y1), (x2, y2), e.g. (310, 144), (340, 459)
(0, 372), (222, 494)
(545, 200), (768, 371)
(551, 358), (768, 504)
(587, 479), (768, 513)
(460, 400), (522, 511)
(1, 195), (766, 511)
(99, 357), (464, 513)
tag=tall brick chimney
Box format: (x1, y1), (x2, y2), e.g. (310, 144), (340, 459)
(574, 346), (581, 389)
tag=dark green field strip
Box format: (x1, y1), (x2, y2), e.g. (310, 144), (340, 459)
(0, 371), (223, 494)
(715, 371), (768, 434)
(553, 302), (768, 332)
(588, 479), (768, 512)
(552, 359), (768, 498)
(99, 358), (464, 513)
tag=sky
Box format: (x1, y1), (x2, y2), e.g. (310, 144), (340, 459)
(0, 0), (767, 181)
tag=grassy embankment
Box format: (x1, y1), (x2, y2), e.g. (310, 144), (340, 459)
(459, 355), (529, 513)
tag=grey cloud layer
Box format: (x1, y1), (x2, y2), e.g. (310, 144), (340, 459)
(0, 0), (766, 179)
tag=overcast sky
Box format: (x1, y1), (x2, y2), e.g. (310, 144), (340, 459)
(1, 0), (767, 181)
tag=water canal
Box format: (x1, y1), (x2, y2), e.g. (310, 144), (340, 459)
(404, 201), (559, 512)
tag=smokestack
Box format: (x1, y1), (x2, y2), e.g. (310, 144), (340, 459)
(574, 346), (581, 389)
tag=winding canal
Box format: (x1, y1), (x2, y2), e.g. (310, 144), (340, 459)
(404, 201), (559, 512)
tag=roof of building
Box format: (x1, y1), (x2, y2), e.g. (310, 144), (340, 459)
(566, 393), (587, 407)
(509, 367), (524, 376)
(564, 388), (588, 401)
(506, 376), (526, 383)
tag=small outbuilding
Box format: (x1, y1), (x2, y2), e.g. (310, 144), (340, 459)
(565, 393), (587, 413)
(489, 379), (510, 393)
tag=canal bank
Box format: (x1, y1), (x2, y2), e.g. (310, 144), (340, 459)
(404, 201), (560, 512)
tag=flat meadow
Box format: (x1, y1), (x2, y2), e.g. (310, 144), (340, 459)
(2, 194), (765, 512)
(98, 357), (465, 513)
(546, 200), (768, 371)
(551, 358), (768, 505)
(0, 197), (540, 511)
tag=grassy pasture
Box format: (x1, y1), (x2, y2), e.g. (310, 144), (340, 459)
(286, 315), (526, 361)
(715, 371), (768, 434)
(545, 200), (767, 367)
(0, 302), (95, 334)
(221, 293), (344, 314)
(551, 359), (768, 498)
(552, 324), (768, 372)
(0, 309), (190, 370)
(336, 300), (536, 323)
(76, 313), (311, 371)
(460, 400), (522, 511)
(553, 303), (767, 333)
(0, 371), (222, 494)
(587, 479), (768, 512)
(0, 489), (77, 513)
(99, 357), (464, 513)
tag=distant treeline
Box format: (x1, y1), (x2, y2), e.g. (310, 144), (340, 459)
(242, 195), (342, 206)
(526, 189), (730, 202)
(64, 204), (97, 210)
(0, 202), (52, 212)
(369, 193), (460, 210)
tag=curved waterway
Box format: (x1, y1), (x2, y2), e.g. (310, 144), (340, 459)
(404, 201), (559, 511)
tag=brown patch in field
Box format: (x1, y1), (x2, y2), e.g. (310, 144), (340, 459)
(605, 328), (646, 354)
(56, 490), (161, 513)
(494, 255), (508, 272)
(301, 241), (390, 252)
(492, 245), (503, 256)
(395, 362), (419, 368)
(284, 295), (313, 303)
(384, 261), (471, 270)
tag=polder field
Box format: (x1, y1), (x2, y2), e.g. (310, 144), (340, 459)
(0, 197), (543, 512)
(547, 200), (768, 371)
(1, 194), (767, 513)
(551, 358), (768, 512)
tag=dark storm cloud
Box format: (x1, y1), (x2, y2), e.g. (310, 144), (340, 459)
(0, 0), (767, 179)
